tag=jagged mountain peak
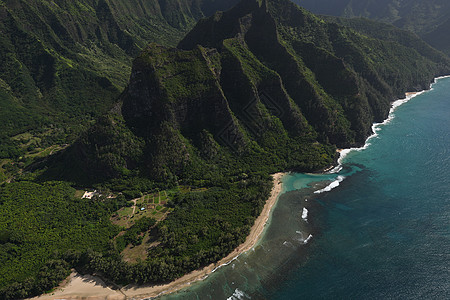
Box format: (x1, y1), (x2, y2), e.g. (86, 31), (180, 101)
(42, 0), (450, 185)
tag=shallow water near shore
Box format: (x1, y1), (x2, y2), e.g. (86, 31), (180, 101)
(160, 76), (450, 299)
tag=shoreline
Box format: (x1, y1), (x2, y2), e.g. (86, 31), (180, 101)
(333, 76), (450, 168)
(324, 91), (425, 174)
(31, 172), (286, 300)
(29, 76), (450, 300)
(333, 90), (425, 167)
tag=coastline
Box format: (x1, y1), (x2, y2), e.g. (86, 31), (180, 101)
(30, 172), (286, 300)
(29, 76), (450, 300)
(334, 75), (450, 168)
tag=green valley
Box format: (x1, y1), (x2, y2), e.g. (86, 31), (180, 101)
(0, 0), (239, 182)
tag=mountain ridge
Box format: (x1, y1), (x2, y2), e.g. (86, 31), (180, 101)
(44, 0), (450, 184)
(294, 0), (450, 55)
(0, 0), (239, 170)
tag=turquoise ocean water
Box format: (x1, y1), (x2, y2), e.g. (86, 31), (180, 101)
(161, 76), (450, 299)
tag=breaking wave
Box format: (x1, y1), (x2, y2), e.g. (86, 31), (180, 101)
(303, 234), (313, 244)
(227, 288), (251, 300)
(302, 207), (308, 221)
(314, 176), (345, 194)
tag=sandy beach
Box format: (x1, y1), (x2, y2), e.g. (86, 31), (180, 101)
(29, 272), (126, 300)
(30, 172), (286, 300)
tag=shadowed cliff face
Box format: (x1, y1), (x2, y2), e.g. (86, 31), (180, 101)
(178, 0), (449, 144)
(44, 0), (450, 184)
(122, 45), (240, 140)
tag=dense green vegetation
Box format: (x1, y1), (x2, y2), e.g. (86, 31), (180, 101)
(295, 0), (450, 55)
(0, 174), (273, 298)
(0, 181), (119, 299)
(66, 175), (272, 285)
(1, 0), (449, 298)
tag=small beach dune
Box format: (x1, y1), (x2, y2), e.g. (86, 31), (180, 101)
(30, 173), (286, 300)
(29, 272), (125, 300)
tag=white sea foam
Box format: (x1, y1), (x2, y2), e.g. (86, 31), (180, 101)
(302, 207), (308, 222)
(211, 255), (240, 273)
(227, 288), (251, 300)
(304, 234), (313, 244)
(328, 165), (343, 174)
(332, 80), (443, 169)
(434, 75), (450, 81)
(314, 176), (345, 194)
(294, 230), (305, 242)
(283, 241), (294, 248)
(430, 75), (450, 91)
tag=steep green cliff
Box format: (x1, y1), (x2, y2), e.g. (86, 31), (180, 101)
(50, 0), (450, 185)
(294, 0), (450, 56)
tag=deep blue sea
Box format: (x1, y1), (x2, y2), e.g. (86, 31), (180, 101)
(161, 76), (450, 299)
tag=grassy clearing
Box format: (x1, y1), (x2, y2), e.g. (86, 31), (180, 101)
(110, 190), (175, 262)
(74, 190), (85, 198)
(11, 132), (34, 142)
(4, 128), (70, 181)
(111, 190), (174, 230)
(27, 145), (66, 159)
(121, 230), (160, 263)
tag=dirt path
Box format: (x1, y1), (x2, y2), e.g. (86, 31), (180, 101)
(127, 199), (138, 227)
(131, 199), (137, 215)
